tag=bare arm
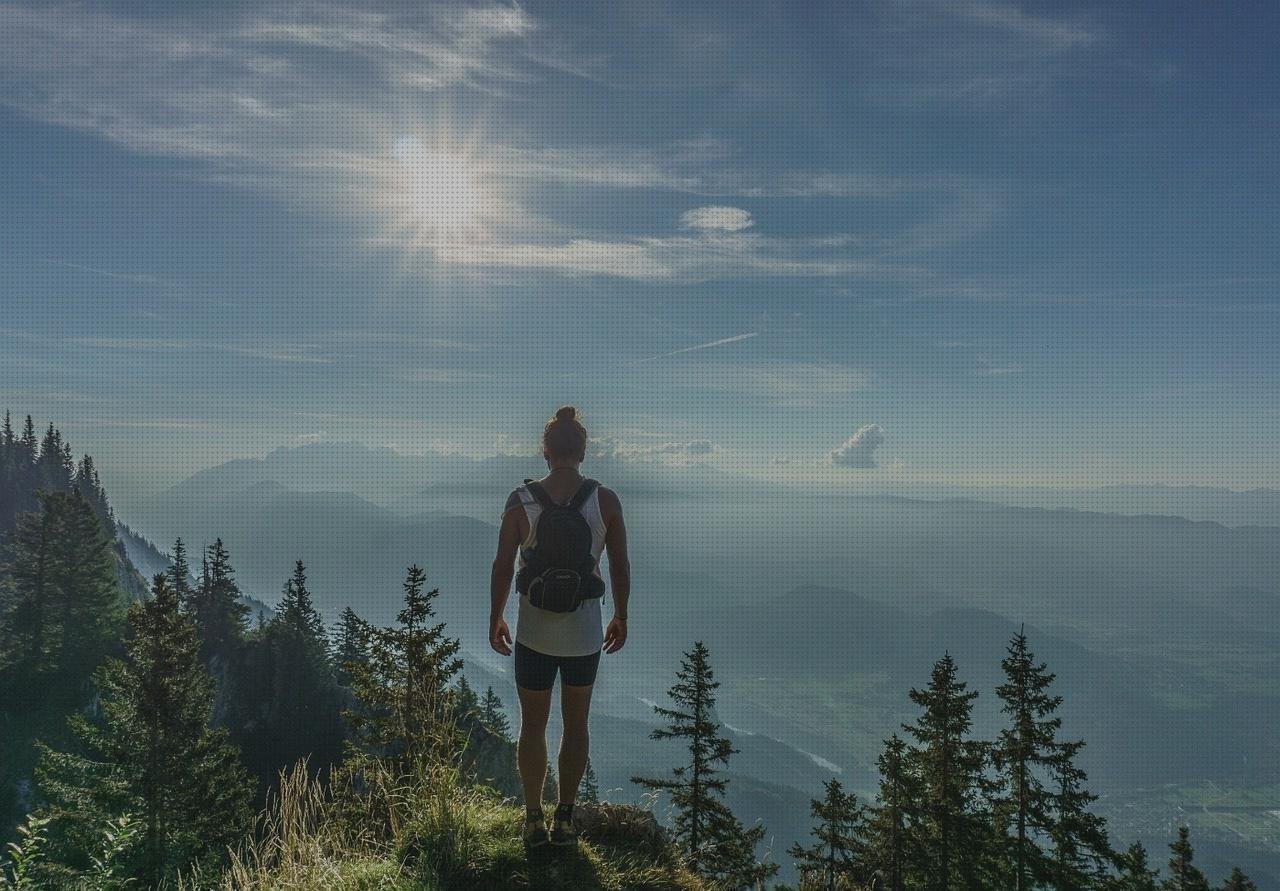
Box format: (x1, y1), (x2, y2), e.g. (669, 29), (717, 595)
(488, 491), (523, 655)
(600, 487), (630, 653)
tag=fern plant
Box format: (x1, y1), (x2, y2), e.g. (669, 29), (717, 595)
(85, 813), (141, 890)
(3, 813), (51, 890)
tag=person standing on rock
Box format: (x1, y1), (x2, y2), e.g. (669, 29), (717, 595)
(489, 405), (630, 848)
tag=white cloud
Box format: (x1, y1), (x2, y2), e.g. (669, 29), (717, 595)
(830, 424), (886, 469)
(680, 206), (754, 232)
(432, 229), (934, 283)
(439, 239), (674, 280)
(976, 355), (1025, 376)
(494, 433), (537, 457)
(590, 436), (718, 464)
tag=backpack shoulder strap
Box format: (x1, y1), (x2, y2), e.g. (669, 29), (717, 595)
(569, 478), (600, 510)
(523, 479), (556, 510)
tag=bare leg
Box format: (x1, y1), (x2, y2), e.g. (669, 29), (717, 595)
(516, 685), (553, 816)
(558, 682), (594, 807)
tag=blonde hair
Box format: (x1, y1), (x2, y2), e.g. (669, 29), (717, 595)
(542, 405), (588, 463)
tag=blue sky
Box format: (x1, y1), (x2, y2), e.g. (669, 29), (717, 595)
(1, 0), (1278, 494)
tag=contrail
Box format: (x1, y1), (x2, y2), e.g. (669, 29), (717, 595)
(632, 331), (758, 364)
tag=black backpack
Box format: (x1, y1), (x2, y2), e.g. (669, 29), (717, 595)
(515, 478), (605, 613)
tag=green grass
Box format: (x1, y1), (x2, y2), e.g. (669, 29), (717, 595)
(215, 759), (703, 891)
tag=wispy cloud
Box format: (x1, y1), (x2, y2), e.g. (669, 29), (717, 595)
(64, 336), (333, 364)
(866, 0), (1105, 106)
(976, 354), (1025, 376)
(632, 332), (759, 364)
(0, 2), (570, 177)
(434, 230), (935, 284)
(941, 1), (1100, 51)
(66, 337), (190, 351)
(220, 344), (332, 364)
(36, 258), (177, 288)
(0, 2), (1004, 284)
(830, 424), (886, 469)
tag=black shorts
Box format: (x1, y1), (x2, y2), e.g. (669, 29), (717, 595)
(514, 642), (601, 691)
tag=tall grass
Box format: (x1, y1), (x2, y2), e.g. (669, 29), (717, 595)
(210, 758), (409, 890)
(205, 754), (702, 891)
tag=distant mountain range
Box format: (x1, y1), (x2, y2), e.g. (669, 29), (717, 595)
(914, 483), (1280, 528)
(113, 440), (1280, 526)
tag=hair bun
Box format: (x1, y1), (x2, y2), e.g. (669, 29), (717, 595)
(555, 405), (577, 422)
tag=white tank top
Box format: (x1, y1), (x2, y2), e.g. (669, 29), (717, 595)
(513, 481), (608, 657)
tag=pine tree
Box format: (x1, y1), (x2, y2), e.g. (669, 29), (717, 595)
(34, 575), (254, 886)
(0, 500), (60, 689)
(1107, 842), (1159, 890)
(580, 758), (600, 803)
(901, 652), (991, 890)
(276, 560), (328, 645)
(1220, 867), (1258, 891)
(35, 424), (74, 494)
(231, 560), (344, 782)
(867, 735), (914, 891)
(631, 641), (779, 888)
(0, 489), (124, 705)
(73, 454), (112, 528)
(1160, 827), (1209, 891)
(454, 675), (479, 717)
(190, 538), (248, 666)
(789, 778), (869, 890)
(480, 685), (511, 740)
(1048, 739), (1113, 889)
(994, 629), (1062, 890)
(0, 410), (15, 524)
(331, 606), (371, 687)
(167, 538), (195, 612)
(0, 414), (40, 529)
(344, 565), (463, 766)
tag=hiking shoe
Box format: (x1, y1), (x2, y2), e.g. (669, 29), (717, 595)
(522, 811), (549, 848)
(549, 803), (578, 847)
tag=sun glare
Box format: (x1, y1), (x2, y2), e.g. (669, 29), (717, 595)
(386, 134), (495, 251)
